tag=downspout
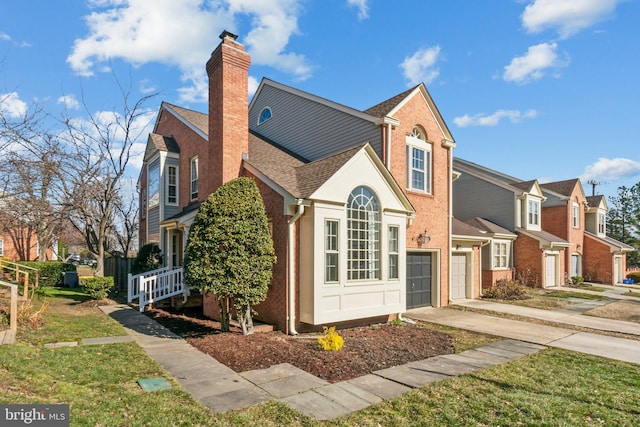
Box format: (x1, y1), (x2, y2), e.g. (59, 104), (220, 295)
(287, 200), (305, 335)
(446, 142), (454, 307)
(385, 122), (392, 169)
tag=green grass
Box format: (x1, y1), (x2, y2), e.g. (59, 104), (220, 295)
(3, 288), (639, 426)
(626, 291), (640, 298)
(545, 290), (604, 300)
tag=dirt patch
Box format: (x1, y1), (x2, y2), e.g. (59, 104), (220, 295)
(145, 307), (455, 383)
(585, 300), (640, 324)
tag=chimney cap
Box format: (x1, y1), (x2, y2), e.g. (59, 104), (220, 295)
(219, 30), (238, 41)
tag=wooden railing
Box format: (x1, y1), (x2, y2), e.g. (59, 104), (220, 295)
(0, 280), (18, 345)
(0, 260), (39, 299)
(128, 267), (185, 312)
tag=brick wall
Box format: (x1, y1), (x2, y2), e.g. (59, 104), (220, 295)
(482, 269), (514, 290)
(513, 233), (542, 286)
(583, 234), (614, 284)
(388, 92), (452, 306)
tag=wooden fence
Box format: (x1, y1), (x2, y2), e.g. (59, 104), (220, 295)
(104, 257), (134, 291)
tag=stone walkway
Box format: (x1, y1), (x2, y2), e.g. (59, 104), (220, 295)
(99, 304), (543, 420)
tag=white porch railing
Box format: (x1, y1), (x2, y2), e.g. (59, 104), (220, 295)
(127, 267), (185, 312)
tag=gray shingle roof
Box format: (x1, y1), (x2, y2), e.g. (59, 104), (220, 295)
(465, 217), (516, 236)
(541, 178), (580, 196)
(364, 86), (417, 117)
(149, 133), (180, 153)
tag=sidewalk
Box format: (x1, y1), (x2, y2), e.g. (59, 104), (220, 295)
(99, 304), (543, 420)
(406, 299), (640, 365)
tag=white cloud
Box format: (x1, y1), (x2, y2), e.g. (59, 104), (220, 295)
(522, 0), (620, 39)
(453, 109), (538, 127)
(248, 76), (260, 99)
(0, 32), (11, 41)
(57, 94), (80, 110)
(580, 158), (640, 182)
(503, 42), (568, 84)
(67, 0), (312, 103)
(400, 46), (441, 86)
(0, 92), (28, 118)
(347, 0), (369, 20)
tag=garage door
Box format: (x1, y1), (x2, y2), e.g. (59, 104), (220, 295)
(407, 252), (432, 309)
(545, 255), (557, 287)
(451, 253), (467, 300)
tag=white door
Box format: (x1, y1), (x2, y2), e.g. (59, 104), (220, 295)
(545, 255), (557, 287)
(614, 256), (623, 284)
(451, 253), (467, 300)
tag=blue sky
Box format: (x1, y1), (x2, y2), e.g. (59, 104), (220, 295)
(1, 0), (639, 200)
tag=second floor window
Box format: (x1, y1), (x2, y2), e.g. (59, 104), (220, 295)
(167, 166), (177, 205)
(148, 161), (160, 208)
(406, 127), (432, 194)
(347, 186), (380, 280)
(528, 199), (540, 227)
(598, 212), (606, 234)
(572, 203), (580, 228)
(190, 157), (198, 201)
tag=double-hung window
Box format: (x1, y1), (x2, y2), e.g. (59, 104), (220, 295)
(388, 226), (399, 280)
(190, 157), (199, 201)
(493, 241), (509, 269)
(148, 161), (160, 208)
(325, 220), (339, 283)
(0, 239), (3, 257)
(528, 199), (540, 227)
(406, 127), (432, 194)
(347, 186), (380, 280)
(572, 202), (580, 228)
(167, 165), (178, 205)
(598, 212), (606, 234)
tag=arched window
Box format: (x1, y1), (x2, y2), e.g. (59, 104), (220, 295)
(258, 107), (272, 125)
(347, 186), (380, 280)
(406, 125), (432, 193)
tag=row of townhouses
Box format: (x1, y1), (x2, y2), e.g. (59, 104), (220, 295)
(138, 32), (633, 333)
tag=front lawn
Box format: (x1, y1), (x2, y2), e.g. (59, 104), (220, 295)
(1, 287), (638, 426)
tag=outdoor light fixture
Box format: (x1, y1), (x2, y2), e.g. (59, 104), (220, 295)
(418, 229), (430, 245)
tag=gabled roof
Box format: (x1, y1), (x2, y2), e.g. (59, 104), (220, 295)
(540, 178), (581, 197)
(149, 134), (180, 153)
(155, 102), (208, 139)
(364, 86), (416, 117)
(586, 195), (608, 210)
(451, 218), (490, 240)
(454, 158), (530, 195)
(510, 180), (538, 193)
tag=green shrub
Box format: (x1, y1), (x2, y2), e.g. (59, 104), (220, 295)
(571, 276), (584, 285)
(317, 326), (344, 351)
(627, 272), (640, 284)
(483, 279), (528, 300)
(81, 276), (114, 300)
(131, 244), (162, 275)
(17, 261), (76, 287)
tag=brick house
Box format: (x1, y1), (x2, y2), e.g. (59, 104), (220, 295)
(137, 31), (473, 333)
(452, 158), (571, 288)
(0, 211), (43, 262)
(582, 195), (633, 284)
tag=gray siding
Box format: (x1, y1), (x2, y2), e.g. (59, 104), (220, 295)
(148, 206), (160, 238)
(163, 157), (180, 220)
(249, 84), (382, 161)
(453, 173), (516, 231)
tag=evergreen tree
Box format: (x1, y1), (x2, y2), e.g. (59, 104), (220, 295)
(183, 177), (276, 334)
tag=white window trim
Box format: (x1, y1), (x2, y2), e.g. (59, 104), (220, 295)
(492, 240), (510, 269)
(190, 156), (199, 202)
(406, 136), (432, 194)
(572, 202), (580, 228)
(324, 219), (340, 284)
(388, 225), (399, 280)
(166, 165), (179, 206)
(527, 198), (541, 230)
(598, 211), (606, 236)
(0, 239), (4, 257)
(347, 186), (381, 281)
(258, 106), (272, 125)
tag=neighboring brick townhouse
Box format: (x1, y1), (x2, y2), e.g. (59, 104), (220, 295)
(138, 31), (484, 333)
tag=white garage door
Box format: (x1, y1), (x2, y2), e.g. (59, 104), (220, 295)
(451, 253), (467, 300)
(545, 255), (557, 287)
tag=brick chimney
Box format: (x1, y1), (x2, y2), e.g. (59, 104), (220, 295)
(206, 30), (251, 190)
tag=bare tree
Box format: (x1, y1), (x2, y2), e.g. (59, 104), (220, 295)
(57, 85), (155, 276)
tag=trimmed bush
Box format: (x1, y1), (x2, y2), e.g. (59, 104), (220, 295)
(81, 276), (114, 300)
(571, 276), (584, 285)
(317, 326), (344, 351)
(483, 279), (528, 300)
(627, 272), (640, 284)
(17, 261), (76, 287)
(131, 244), (162, 275)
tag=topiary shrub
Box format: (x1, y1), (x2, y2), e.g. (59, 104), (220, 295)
(131, 244), (162, 275)
(184, 177), (276, 335)
(317, 326), (344, 351)
(571, 276), (584, 285)
(81, 276), (114, 300)
(483, 279), (528, 300)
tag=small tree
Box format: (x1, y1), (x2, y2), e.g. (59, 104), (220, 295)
(184, 177), (276, 335)
(131, 243), (162, 275)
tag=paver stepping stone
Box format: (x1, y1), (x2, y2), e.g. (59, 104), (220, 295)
(347, 374), (412, 400)
(280, 390), (352, 421)
(374, 364), (450, 388)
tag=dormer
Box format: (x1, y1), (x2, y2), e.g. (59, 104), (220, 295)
(513, 180), (546, 232)
(585, 195), (608, 237)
